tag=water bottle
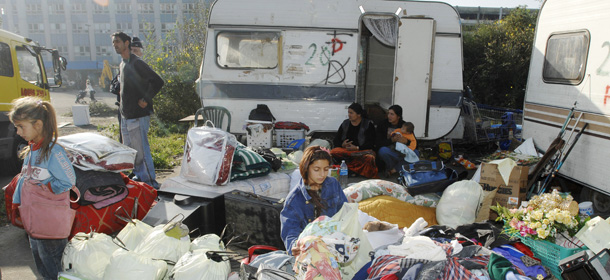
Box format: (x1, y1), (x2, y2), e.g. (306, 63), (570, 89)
(339, 160), (348, 189)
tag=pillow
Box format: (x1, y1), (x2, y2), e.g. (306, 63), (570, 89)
(475, 187), (498, 222)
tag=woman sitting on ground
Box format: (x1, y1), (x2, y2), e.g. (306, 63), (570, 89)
(331, 103), (378, 178)
(377, 105), (419, 176)
(280, 146), (348, 256)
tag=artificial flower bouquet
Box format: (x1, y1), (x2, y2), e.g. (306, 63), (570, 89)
(491, 189), (589, 243)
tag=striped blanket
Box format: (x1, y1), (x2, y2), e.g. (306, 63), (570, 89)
(231, 145), (272, 181)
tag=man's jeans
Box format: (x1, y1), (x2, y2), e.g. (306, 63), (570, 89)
(121, 115), (159, 188)
(29, 237), (67, 280)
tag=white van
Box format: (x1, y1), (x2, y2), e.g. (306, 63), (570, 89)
(196, 0), (465, 140)
(522, 0), (610, 214)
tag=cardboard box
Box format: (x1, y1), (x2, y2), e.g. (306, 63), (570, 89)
(479, 162), (529, 219)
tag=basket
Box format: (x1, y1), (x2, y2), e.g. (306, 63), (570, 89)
(275, 129), (306, 149)
(518, 235), (587, 279)
(246, 121), (273, 148)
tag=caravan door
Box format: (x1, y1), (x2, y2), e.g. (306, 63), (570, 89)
(394, 18), (435, 138)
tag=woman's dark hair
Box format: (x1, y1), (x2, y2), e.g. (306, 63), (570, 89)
(389, 105), (403, 121)
(349, 102), (367, 118)
(299, 146), (332, 186)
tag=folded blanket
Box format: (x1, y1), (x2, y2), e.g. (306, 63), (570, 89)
(75, 168), (128, 209)
(231, 145), (271, 181)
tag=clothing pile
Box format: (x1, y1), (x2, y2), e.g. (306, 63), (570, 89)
(57, 133), (157, 238)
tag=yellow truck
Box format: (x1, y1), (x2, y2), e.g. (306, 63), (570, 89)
(0, 29), (67, 173)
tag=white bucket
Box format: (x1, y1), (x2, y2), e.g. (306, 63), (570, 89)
(578, 201), (594, 216)
(72, 105), (90, 126)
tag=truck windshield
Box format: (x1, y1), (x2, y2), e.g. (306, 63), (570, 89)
(16, 46), (44, 86)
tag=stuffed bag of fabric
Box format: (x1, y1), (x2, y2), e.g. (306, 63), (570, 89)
(436, 180), (484, 228)
(180, 124), (238, 185)
(58, 133), (137, 172)
(103, 249), (167, 280)
(169, 249), (233, 280)
(62, 232), (121, 280)
(190, 233), (225, 251)
(134, 224), (191, 264)
(115, 219), (153, 251)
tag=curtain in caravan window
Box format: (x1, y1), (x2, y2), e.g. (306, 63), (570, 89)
(362, 15), (398, 47)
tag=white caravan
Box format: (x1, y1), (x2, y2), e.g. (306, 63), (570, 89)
(522, 0), (610, 213)
(196, 0), (464, 140)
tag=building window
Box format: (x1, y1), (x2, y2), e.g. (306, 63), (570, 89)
(183, 3), (196, 13)
(56, 46), (68, 56)
(116, 3), (131, 14)
(138, 3), (155, 14)
(25, 4), (42, 14)
(96, 46), (112, 57)
(216, 32), (279, 69)
(160, 4), (174, 14)
(28, 23), (44, 34)
(543, 31), (590, 85)
(139, 23), (155, 33)
(50, 23), (66, 33)
(116, 22), (133, 33)
(161, 23), (175, 33)
(76, 46), (90, 57)
(94, 4), (109, 14)
(0, 43), (14, 77)
(72, 3), (86, 13)
(72, 23), (88, 33)
(49, 4), (65, 14)
(94, 23), (111, 33)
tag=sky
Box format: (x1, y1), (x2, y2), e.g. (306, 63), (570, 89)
(441, 0), (542, 8)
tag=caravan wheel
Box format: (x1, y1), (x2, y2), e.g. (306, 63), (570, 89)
(580, 188), (610, 216)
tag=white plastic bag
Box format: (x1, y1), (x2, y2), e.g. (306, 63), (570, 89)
(62, 232), (120, 280)
(134, 224), (191, 263)
(170, 249), (232, 280)
(58, 132), (137, 172)
(103, 249), (167, 280)
(436, 180), (484, 228)
(180, 126), (238, 185)
(190, 234), (225, 251)
(115, 219), (153, 251)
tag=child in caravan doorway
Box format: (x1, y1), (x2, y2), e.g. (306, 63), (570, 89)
(9, 97), (76, 279)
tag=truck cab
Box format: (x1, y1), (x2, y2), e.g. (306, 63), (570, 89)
(0, 29), (66, 174)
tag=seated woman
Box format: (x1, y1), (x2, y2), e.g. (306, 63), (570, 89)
(331, 103), (378, 178)
(377, 105), (419, 176)
(280, 146), (348, 256)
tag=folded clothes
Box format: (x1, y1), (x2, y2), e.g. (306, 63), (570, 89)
(75, 168), (128, 209)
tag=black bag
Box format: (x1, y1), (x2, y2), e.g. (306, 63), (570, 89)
(254, 147), (282, 171)
(110, 74), (120, 95)
(398, 160), (458, 196)
(248, 104), (276, 122)
(224, 191), (285, 250)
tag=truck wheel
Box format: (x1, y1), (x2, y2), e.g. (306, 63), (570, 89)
(580, 187), (610, 216)
(4, 135), (26, 175)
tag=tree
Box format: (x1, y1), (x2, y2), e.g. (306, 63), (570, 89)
(143, 3), (209, 124)
(463, 7), (537, 109)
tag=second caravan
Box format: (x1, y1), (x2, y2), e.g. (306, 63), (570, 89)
(196, 0), (465, 140)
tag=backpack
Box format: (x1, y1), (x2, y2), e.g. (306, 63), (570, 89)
(249, 104), (276, 122)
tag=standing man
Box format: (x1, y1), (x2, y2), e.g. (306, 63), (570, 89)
(131, 36), (144, 57)
(112, 32), (164, 189)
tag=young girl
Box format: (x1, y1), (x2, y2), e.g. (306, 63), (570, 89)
(9, 97), (76, 280)
(280, 146), (348, 256)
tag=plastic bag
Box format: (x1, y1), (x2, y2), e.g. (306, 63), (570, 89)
(62, 232), (120, 280)
(190, 234), (225, 251)
(103, 249), (167, 280)
(58, 132), (137, 172)
(180, 125), (238, 185)
(115, 219), (153, 251)
(134, 224), (191, 263)
(436, 180), (483, 228)
(170, 249), (232, 280)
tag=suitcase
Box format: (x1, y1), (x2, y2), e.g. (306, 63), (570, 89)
(224, 190), (285, 250)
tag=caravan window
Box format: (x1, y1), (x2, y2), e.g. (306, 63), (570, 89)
(216, 32), (279, 69)
(543, 31), (589, 84)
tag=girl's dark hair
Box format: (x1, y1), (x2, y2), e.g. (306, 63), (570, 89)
(348, 102), (367, 118)
(299, 146), (332, 186)
(389, 105), (403, 121)
(9, 97), (59, 163)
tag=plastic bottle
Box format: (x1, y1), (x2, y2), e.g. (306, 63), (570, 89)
(339, 160), (349, 188)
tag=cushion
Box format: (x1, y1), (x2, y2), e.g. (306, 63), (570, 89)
(343, 179), (440, 207)
(358, 195), (438, 228)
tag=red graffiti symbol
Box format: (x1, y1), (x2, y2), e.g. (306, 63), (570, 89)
(605, 85), (610, 105)
(331, 38), (344, 54)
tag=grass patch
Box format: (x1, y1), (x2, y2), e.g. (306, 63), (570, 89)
(63, 102), (118, 118)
